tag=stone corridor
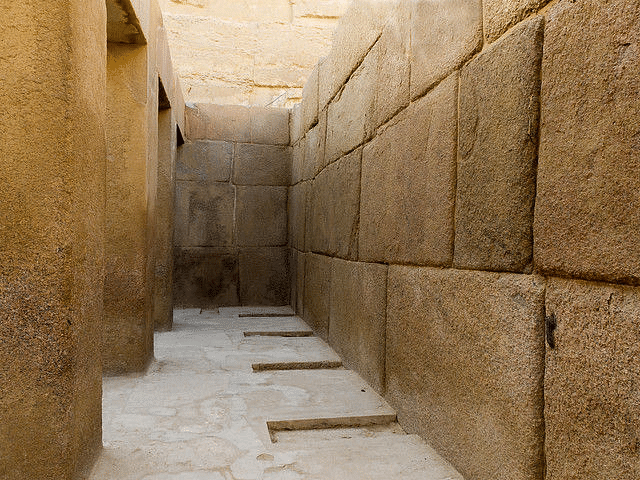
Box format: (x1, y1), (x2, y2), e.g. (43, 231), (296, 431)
(89, 307), (462, 479)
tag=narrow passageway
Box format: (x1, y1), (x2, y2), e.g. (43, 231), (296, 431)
(90, 307), (462, 479)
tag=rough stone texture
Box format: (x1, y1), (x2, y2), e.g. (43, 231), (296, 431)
(301, 62), (319, 133)
(410, 0), (482, 99)
(290, 103), (303, 145)
(534, 0), (640, 285)
(236, 186), (288, 247)
(289, 182), (309, 251)
(329, 259), (387, 394)
(173, 247), (239, 307)
(174, 182), (235, 247)
(250, 107), (290, 146)
(545, 277), (640, 480)
(483, 0), (550, 43)
(386, 266), (545, 480)
(303, 254), (332, 340)
(233, 143), (291, 186)
(360, 74), (457, 265)
(239, 247), (290, 305)
(186, 104), (251, 142)
(454, 17), (543, 273)
(309, 148), (361, 259)
(294, 251), (306, 315)
(0, 1), (106, 478)
(303, 109), (327, 180)
(325, 51), (376, 164)
(291, 136), (306, 184)
(177, 141), (233, 182)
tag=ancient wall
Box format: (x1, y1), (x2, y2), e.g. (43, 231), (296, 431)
(174, 104), (291, 307)
(290, 1), (640, 479)
(158, 0), (351, 106)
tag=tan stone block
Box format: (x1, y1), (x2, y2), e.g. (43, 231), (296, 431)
(387, 266), (545, 480)
(303, 253), (332, 340)
(544, 277), (640, 480)
(303, 108), (327, 180)
(291, 137), (306, 184)
(236, 186), (288, 247)
(329, 259), (387, 393)
(454, 17), (543, 273)
(173, 247), (239, 308)
(325, 52), (376, 164)
(233, 144), (291, 186)
(301, 63), (320, 133)
(289, 181), (309, 251)
(483, 0), (549, 43)
(174, 182), (235, 247)
(250, 107), (290, 145)
(177, 141), (233, 182)
(290, 103), (303, 145)
(318, 0), (394, 109)
(359, 74), (457, 265)
(240, 247), (290, 305)
(186, 104), (251, 142)
(534, 0), (640, 285)
(410, 0), (482, 99)
(309, 148), (361, 259)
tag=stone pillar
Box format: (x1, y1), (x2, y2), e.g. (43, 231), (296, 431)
(0, 0), (107, 478)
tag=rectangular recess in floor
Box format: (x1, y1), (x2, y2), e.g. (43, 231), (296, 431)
(252, 360), (343, 372)
(243, 330), (314, 337)
(266, 414), (398, 443)
(238, 313), (297, 318)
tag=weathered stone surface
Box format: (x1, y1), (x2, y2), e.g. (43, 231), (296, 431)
(303, 253), (332, 340)
(174, 182), (235, 247)
(295, 251), (306, 315)
(319, 0), (394, 110)
(301, 62), (319, 133)
(410, 0), (482, 99)
(250, 107), (290, 145)
(303, 109), (327, 180)
(329, 259), (387, 393)
(233, 143), (291, 186)
(544, 277), (640, 480)
(309, 148), (361, 259)
(186, 104), (251, 142)
(173, 247), (239, 307)
(454, 17), (543, 273)
(291, 137), (306, 184)
(289, 181), (309, 251)
(177, 141), (233, 182)
(387, 266), (545, 480)
(239, 247), (290, 305)
(325, 52), (376, 164)
(290, 103), (303, 145)
(534, 0), (640, 285)
(236, 186), (288, 247)
(483, 0), (549, 43)
(360, 74), (457, 265)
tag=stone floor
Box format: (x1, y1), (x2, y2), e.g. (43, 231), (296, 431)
(89, 307), (463, 480)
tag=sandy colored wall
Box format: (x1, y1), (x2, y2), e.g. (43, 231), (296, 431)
(174, 104), (291, 307)
(290, 1), (640, 479)
(158, 0), (351, 106)
(0, 1), (107, 478)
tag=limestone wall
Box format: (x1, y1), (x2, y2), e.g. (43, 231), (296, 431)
(158, 0), (351, 106)
(290, 1), (640, 479)
(174, 104), (291, 307)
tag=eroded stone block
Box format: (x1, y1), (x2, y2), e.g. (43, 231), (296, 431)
(177, 141), (233, 182)
(239, 247), (290, 305)
(303, 109), (327, 180)
(291, 137), (305, 185)
(186, 104), (251, 142)
(483, 0), (549, 43)
(289, 181), (309, 251)
(290, 103), (303, 145)
(330, 259), (387, 393)
(301, 63), (319, 134)
(233, 143), (291, 186)
(387, 266), (545, 480)
(454, 17), (543, 273)
(236, 186), (288, 247)
(360, 74), (457, 265)
(250, 107), (290, 145)
(303, 253), (332, 340)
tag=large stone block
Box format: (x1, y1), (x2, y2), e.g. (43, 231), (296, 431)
(483, 0), (549, 43)
(291, 136), (305, 185)
(177, 141), (233, 182)
(173, 247), (239, 307)
(303, 253), (332, 340)
(329, 259), (387, 393)
(325, 51), (376, 164)
(410, 0), (482, 99)
(534, 0), (640, 285)
(308, 148), (361, 259)
(250, 107), (290, 146)
(359, 74), (457, 265)
(294, 251), (306, 315)
(387, 267), (545, 480)
(544, 277), (640, 480)
(454, 17), (543, 273)
(174, 182), (235, 247)
(301, 62), (319, 133)
(239, 247), (290, 305)
(236, 186), (288, 247)
(233, 143), (291, 186)
(288, 181), (309, 251)
(185, 103), (251, 142)
(290, 103), (303, 145)
(303, 108), (327, 180)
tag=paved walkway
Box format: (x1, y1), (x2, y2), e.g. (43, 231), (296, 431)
(90, 307), (462, 480)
